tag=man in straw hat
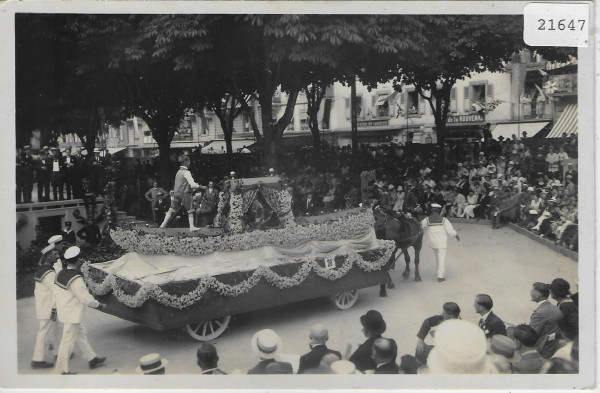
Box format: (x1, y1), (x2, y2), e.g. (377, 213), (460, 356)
(31, 245), (59, 369)
(528, 282), (563, 359)
(420, 203), (460, 282)
(247, 329), (292, 374)
(54, 246), (106, 374)
(136, 353), (167, 375)
(348, 310), (387, 372)
(422, 319), (496, 374)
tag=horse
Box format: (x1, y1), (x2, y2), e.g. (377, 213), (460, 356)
(373, 207), (423, 296)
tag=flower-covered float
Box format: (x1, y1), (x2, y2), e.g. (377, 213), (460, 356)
(84, 176), (396, 341)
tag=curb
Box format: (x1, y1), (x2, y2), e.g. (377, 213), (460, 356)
(506, 223), (578, 262)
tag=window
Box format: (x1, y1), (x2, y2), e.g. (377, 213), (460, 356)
(375, 93), (391, 117)
(406, 91), (419, 114)
(242, 113), (251, 132)
(345, 96), (363, 120)
(468, 83), (493, 112)
(450, 88), (457, 113)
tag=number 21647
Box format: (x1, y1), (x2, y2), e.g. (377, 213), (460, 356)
(538, 19), (586, 31)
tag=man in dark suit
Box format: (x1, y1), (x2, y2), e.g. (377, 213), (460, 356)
(61, 147), (76, 200)
(372, 338), (399, 374)
(529, 282), (563, 358)
(34, 149), (51, 202)
(415, 302), (461, 365)
(474, 294), (507, 338)
(510, 324), (547, 374)
(61, 221), (77, 244)
(549, 278), (578, 340)
(298, 324), (341, 374)
(301, 192), (322, 216)
(196, 343), (227, 375)
(76, 216), (102, 246)
(348, 310), (387, 372)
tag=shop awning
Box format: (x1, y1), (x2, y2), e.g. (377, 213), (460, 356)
(546, 104), (578, 138)
(200, 139), (254, 154)
(491, 121), (549, 140)
(108, 147), (128, 155)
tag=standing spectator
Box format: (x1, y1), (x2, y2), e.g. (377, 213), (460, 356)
(474, 294), (507, 338)
(247, 329), (292, 374)
(372, 338), (399, 374)
(421, 203), (460, 282)
(31, 245), (58, 369)
(545, 146), (560, 178)
(135, 353), (167, 375)
(528, 282), (563, 359)
(20, 146), (35, 203)
(89, 148), (106, 193)
(196, 343), (227, 374)
(77, 217), (102, 246)
(415, 302), (461, 365)
(549, 278), (578, 340)
(61, 147), (75, 200)
(348, 310), (387, 373)
(34, 149), (51, 202)
(71, 146), (85, 199)
(61, 221), (76, 245)
(510, 324), (547, 374)
(298, 324), (341, 374)
(54, 246), (106, 374)
(144, 181), (168, 225)
(49, 148), (64, 201)
(196, 181), (219, 227)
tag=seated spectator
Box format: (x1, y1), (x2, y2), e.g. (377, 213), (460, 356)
(422, 319), (496, 374)
(549, 278), (578, 340)
(474, 294), (507, 338)
(399, 355), (419, 374)
(528, 282), (563, 359)
(487, 334), (521, 373)
(348, 310), (387, 372)
(247, 329), (293, 374)
(302, 352), (341, 374)
(372, 338), (399, 374)
(462, 189), (479, 219)
(331, 360), (362, 374)
(264, 361), (294, 374)
(135, 353), (167, 375)
(197, 343), (227, 374)
(415, 302), (461, 365)
(510, 324), (547, 374)
(298, 324), (341, 374)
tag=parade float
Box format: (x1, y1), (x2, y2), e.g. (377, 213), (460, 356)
(82, 176), (396, 341)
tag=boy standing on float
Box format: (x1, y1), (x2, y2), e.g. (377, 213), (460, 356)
(159, 155), (203, 232)
(421, 203), (460, 282)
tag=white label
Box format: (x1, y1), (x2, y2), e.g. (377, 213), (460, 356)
(524, 2), (590, 47)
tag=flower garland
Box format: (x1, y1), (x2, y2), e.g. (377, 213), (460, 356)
(82, 241), (395, 310)
(227, 192), (244, 233)
(110, 209), (375, 256)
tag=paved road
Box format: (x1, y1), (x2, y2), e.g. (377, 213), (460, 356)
(17, 222), (578, 375)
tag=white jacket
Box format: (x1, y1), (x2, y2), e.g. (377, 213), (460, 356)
(55, 273), (100, 324)
(421, 217), (457, 249)
(34, 270), (56, 320)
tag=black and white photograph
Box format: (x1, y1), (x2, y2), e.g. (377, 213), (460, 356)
(1, 1), (595, 391)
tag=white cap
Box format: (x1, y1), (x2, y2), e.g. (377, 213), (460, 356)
(41, 245), (54, 255)
(64, 246), (81, 260)
(431, 203), (442, 209)
(48, 235), (63, 245)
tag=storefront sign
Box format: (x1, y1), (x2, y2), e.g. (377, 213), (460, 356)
(357, 119), (389, 127)
(447, 114), (484, 124)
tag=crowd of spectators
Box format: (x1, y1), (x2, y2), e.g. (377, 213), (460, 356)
(136, 278), (578, 375)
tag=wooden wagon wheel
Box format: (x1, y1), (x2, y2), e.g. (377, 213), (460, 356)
(185, 315), (231, 341)
(331, 290), (359, 310)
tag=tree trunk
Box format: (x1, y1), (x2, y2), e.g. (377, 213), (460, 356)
(157, 141), (173, 190)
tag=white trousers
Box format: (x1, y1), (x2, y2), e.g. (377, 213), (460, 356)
(432, 248), (447, 279)
(54, 323), (97, 373)
(32, 319), (57, 362)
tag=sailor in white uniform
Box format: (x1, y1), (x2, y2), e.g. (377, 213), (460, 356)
(421, 203), (460, 282)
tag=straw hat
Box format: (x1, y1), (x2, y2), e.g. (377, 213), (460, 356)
(135, 353), (168, 374)
(251, 329), (282, 359)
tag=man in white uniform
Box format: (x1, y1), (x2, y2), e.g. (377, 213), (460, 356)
(421, 203), (460, 282)
(47, 235), (65, 272)
(31, 245), (59, 369)
(54, 246), (106, 374)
